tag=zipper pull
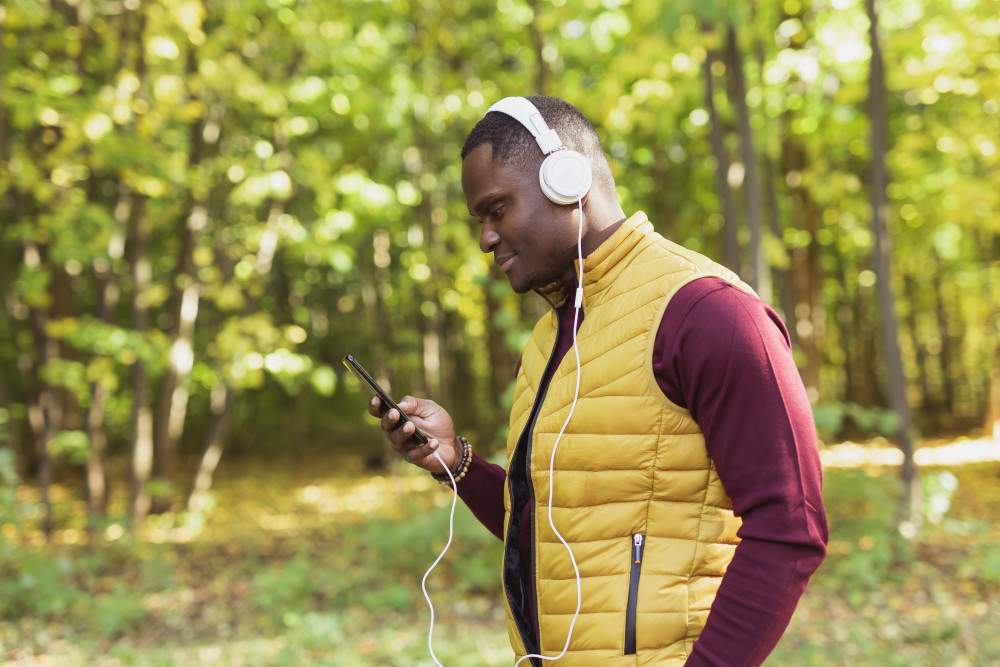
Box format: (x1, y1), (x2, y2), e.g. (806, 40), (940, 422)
(633, 534), (644, 564)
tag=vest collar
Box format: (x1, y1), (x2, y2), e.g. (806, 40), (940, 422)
(535, 211), (652, 308)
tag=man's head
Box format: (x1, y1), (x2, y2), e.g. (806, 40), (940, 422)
(461, 96), (614, 197)
(461, 96), (621, 294)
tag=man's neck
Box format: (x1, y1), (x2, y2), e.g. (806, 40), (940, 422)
(582, 215), (627, 256)
(580, 193), (627, 256)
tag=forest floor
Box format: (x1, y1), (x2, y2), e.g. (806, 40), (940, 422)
(1, 436), (999, 666)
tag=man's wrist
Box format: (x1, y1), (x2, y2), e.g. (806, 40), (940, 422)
(431, 436), (472, 486)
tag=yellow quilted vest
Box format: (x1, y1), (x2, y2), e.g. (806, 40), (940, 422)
(502, 212), (754, 666)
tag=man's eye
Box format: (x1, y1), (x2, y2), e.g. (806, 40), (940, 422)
(491, 206), (504, 218)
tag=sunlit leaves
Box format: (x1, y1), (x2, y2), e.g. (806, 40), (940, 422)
(49, 430), (92, 465)
(47, 318), (169, 372)
(0, 0), (997, 475)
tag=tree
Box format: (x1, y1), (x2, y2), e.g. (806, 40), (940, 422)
(865, 0), (918, 527)
(0, 0), (997, 540)
(703, 23), (741, 275)
(724, 24), (770, 302)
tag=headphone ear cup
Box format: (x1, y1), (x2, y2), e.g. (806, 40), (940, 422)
(539, 150), (593, 205)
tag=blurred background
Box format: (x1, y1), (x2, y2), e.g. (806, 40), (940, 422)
(0, 0), (997, 664)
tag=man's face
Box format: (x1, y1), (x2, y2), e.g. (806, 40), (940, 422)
(462, 144), (579, 294)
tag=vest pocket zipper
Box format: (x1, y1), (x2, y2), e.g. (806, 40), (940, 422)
(624, 533), (645, 655)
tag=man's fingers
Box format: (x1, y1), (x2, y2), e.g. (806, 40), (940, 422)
(368, 396), (387, 418)
(381, 407), (401, 433)
(401, 439), (439, 463)
(389, 420), (425, 449)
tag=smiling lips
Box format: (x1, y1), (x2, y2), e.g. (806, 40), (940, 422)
(495, 254), (516, 273)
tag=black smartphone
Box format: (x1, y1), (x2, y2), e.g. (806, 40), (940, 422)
(342, 354), (428, 444)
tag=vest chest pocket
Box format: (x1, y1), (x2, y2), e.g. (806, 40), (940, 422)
(624, 533), (645, 655)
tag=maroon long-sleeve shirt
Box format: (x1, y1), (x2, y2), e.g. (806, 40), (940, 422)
(456, 276), (829, 666)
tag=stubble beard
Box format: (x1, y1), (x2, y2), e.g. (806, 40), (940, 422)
(509, 242), (580, 295)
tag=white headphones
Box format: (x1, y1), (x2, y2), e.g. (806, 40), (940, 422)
(486, 97), (587, 666)
(422, 97), (590, 667)
(487, 96), (593, 205)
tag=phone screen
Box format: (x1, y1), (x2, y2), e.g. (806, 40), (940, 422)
(342, 354), (428, 444)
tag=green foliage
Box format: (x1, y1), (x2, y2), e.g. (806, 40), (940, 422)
(921, 469), (957, 525)
(88, 585), (150, 638)
(0, 550), (76, 619)
(0, 543), (158, 639)
(969, 542), (1000, 587)
(278, 612), (347, 662)
(820, 468), (902, 595)
(0, 458), (997, 664)
(249, 553), (321, 620)
(766, 463), (1000, 666)
(813, 401), (904, 441)
(0, 15), (997, 659)
(0, 445), (16, 486)
(0, 447), (29, 557)
(50, 430), (91, 465)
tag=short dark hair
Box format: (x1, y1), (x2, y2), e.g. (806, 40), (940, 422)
(461, 96), (614, 192)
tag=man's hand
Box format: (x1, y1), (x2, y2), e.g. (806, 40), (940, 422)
(368, 396), (459, 475)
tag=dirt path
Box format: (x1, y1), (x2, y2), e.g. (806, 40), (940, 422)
(820, 437), (999, 468)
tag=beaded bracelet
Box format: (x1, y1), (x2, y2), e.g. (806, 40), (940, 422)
(431, 436), (472, 487)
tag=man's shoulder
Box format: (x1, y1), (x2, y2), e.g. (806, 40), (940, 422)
(662, 276), (789, 350)
(672, 275), (754, 307)
(631, 228), (756, 298)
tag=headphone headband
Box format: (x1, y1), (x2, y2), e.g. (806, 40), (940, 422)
(486, 96), (592, 205)
(487, 97), (563, 155)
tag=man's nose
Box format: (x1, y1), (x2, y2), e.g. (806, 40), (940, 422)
(479, 222), (500, 254)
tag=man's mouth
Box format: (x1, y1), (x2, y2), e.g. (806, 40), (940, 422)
(495, 254), (516, 273)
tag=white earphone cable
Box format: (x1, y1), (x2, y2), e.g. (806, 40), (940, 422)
(422, 450), (458, 667)
(514, 198), (586, 665)
(424, 201), (586, 666)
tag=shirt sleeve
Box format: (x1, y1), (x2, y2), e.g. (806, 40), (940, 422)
(652, 277), (829, 667)
(456, 452), (507, 541)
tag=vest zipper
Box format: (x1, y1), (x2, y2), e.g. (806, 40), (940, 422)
(624, 533), (645, 655)
(503, 293), (565, 665)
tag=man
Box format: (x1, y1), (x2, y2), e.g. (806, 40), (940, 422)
(370, 95), (828, 665)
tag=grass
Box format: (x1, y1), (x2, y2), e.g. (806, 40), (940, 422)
(1, 451), (998, 666)
(768, 463), (1000, 666)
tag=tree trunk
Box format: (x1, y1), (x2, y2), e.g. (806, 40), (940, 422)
(930, 251), (956, 417)
(0, 369), (19, 458)
(765, 154), (798, 344)
(364, 223), (396, 463)
(485, 266), (515, 433)
(84, 382), (110, 516)
(127, 191), (154, 531)
(187, 382), (236, 513)
(781, 137), (822, 401)
(987, 302), (1000, 442)
(990, 340), (1000, 443)
(903, 272), (931, 418)
(529, 0), (548, 94)
(724, 24), (770, 303)
(23, 242), (59, 539)
(838, 263), (859, 410)
(153, 52), (206, 501)
(422, 282), (444, 403)
(153, 279), (199, 479)
(774, 3), (823, 401)
(752, 27), (797, 337)
(0, 65), (20, 462)
(83, 181), (130, 517)
(124, 8), (156, 532)
(651, 148), (678, 239)
(0, 12), (6, 161)
(703, 27), (741, 274)
(866, 0), (919, 528)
